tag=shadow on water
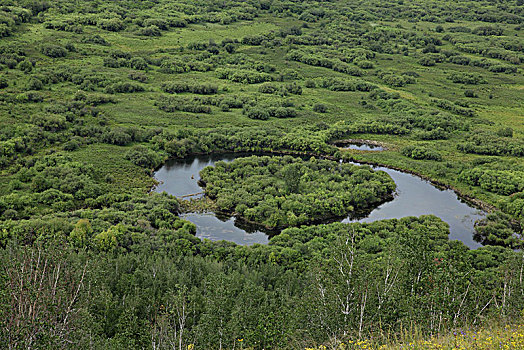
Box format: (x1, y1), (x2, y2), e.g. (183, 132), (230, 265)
(154, 154), (486, 248)
(181, 212), (269, 246)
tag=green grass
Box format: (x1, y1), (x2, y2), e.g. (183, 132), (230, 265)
(68, 143), (155, 194)
(1, 0), (523, 215)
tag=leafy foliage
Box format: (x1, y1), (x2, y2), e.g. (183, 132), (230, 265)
(200, 156), (395, 228)
(0, 0), (523, 347)
(401, 145), (443, 161)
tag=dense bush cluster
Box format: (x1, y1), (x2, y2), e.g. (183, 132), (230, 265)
(125, 145), (163, 169)
(103, 52), (149, 70)
(401, 145), (443, 161)
(200, 155), (395, 229)
(458, 134), (524, 157)
(243, 104), (299, 120)
(154, 126), (337, 158)
(0, 191), (193, 249)
(258, 82), (302, 95)
(378, 71), (416, 87)
(453, 44), (522, 68)
(474, 212), (522, 248)
(433, 98), (476, 117)
(158, 57), (214, 74)
(155, 96), (212, 114)
(327, 121), (409, 140)
(216, 68), (274, 83)
(161, 82), (218, 95)
(0, 6), (32, 37)
(448, 72), (486, 84)
(285, 50), (364, 76)
(459, 168), (524, 195)
(40, 44), (67, 58)
(0, 154), (102, 217)
(501, 191), (524, 220)
(319, 77), (378, 92)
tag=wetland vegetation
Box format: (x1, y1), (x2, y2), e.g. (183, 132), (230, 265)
(0, 0), (523, 348)
(199, 155), (396, 229)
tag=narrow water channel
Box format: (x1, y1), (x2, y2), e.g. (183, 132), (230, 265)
(154, 154), (486, 248)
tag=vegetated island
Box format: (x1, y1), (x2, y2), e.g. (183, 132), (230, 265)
(199, 155), (396, 229)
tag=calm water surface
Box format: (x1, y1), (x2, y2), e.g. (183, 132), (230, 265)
(181, 212), (269, 245)
(343, 163), (484, 248)
(154, 154), (239, 197)
(154, 154), (486, 248)
(155, 154), (269, 245)
(341, 143), (384, 151)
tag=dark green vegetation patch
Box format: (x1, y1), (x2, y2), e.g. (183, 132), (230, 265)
(0, 0), (524, 347)
(200, 156), (395, 229)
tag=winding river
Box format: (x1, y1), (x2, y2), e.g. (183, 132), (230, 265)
(154, 153), (486, 248)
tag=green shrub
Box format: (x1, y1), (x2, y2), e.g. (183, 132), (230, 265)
(401, 145), (442, 161)
(216, 68), (273, 84)
(464, 90), (478, 98)
(258, 82), (278, 94)
(17, 60), (33, 72)
(459, 168), (524, 195)
(270, 107), (298, 118)
(63, 140), (80, 151)
(105, 82), (145, 94)
(448, 72), (486, 84)
(355, 59), (374, 69)
(313, 104), (328, 113)
(41, 44), (67, 58)
(161, 82), (218, 95)
(98, 18), (125, 32)
(305, 79), (316, 88)
(419, 56), (436, 66)
(449, 56), (471, 65)
(496, 127), (513, 137)
(16, 91), (43, 103)
(136, 25), (161, 37)
(129, 57), (148, 70)
(128, 71), (148, 83)
(200, 156), (395, 229)
(31, 114), (67, 131)
(489, 64), (518, 73)
(472, 25), (503, 36)
(81, 35), (110, 46)
(26, 78), (43, 90)
(125, 145), (162, 169)
(102, 129), (132, 145)
(245, 107), (270, 120)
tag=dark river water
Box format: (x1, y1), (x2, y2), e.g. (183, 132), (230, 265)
(154, 154), (486, 248)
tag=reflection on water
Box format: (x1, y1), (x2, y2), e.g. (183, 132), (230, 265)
(181, 212), (269, 245)
(343, 163), (484, 248)
(154, 153), (239, 198)
(154, 154), (486, 248)
(340, 143), (384, 151)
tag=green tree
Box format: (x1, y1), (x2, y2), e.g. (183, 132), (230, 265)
(281, 163), (302, 193)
